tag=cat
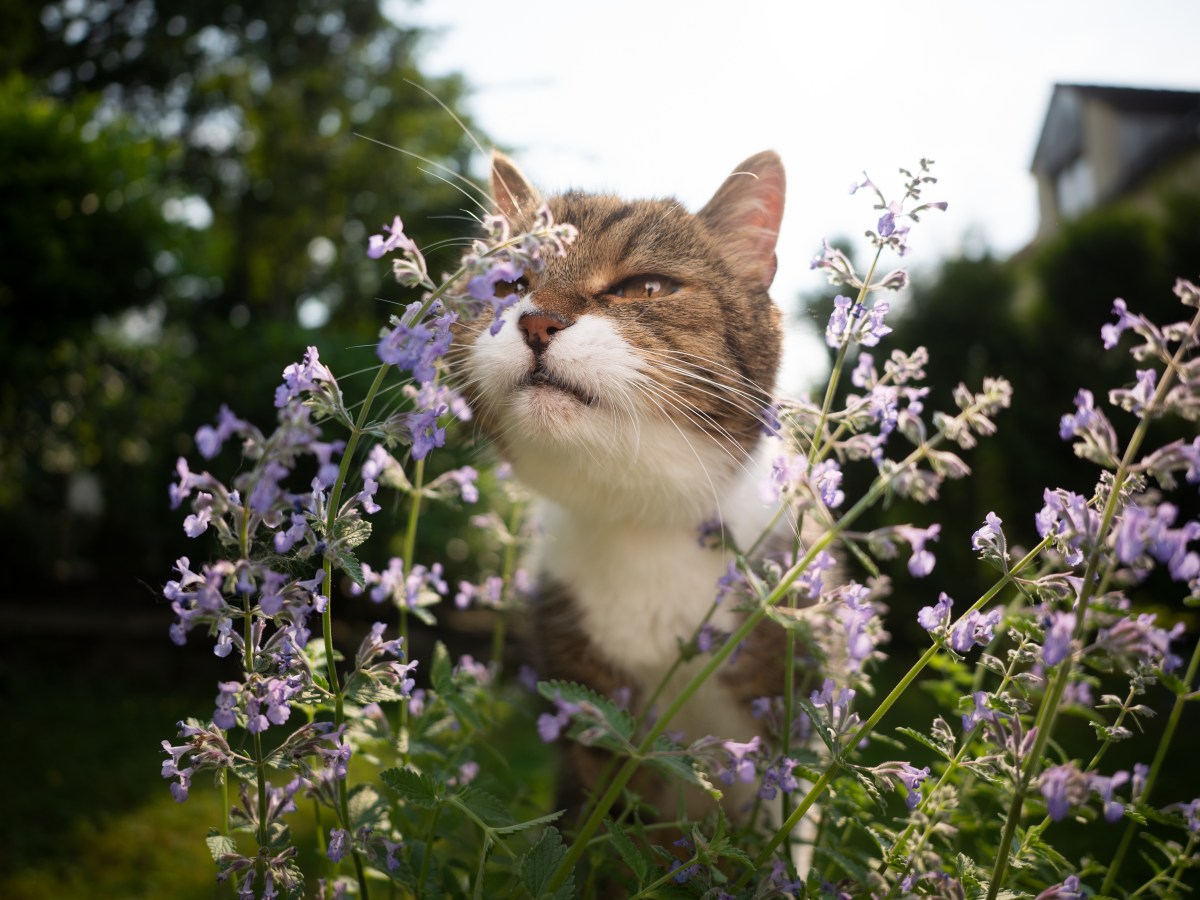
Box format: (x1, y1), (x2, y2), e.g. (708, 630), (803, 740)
(453, 149), (803, 825)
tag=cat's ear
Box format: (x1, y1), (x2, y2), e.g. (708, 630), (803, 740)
(699, 151), (786, 289)
(490, 150), (541, 220)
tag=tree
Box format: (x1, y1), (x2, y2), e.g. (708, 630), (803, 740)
(0, 1), (487, 580)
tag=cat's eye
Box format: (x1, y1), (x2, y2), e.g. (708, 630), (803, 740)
(494, 277), (529, 298)
(607, 275), (679, 300)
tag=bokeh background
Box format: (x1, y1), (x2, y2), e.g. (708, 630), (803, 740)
(2, 0), (1198, 895)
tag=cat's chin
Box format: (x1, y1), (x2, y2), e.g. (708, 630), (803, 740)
(518, 368), (597, 408)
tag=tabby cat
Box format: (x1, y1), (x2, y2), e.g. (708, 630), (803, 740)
(455, 150), (796, 821)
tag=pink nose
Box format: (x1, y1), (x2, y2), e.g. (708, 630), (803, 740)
(518, 313), (571, 352)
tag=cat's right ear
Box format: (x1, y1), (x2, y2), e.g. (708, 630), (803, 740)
(490, 150), (541, 220)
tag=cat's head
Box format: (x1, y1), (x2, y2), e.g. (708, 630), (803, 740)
(452, 151), (785, 525)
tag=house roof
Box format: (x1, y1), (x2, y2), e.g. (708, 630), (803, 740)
(1030, 82), (1200, 178)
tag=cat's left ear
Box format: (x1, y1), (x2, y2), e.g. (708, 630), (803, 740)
(699, 151), (786, 289)
(490, 150), (541, 220)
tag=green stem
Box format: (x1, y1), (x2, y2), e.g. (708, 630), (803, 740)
(807, 246), (884, 466)
(416, 805), (443, 897)
(318, 361), (390, 900)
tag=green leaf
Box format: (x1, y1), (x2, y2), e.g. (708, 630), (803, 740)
(445, 692), (486, 733)
(348, 783), (390, 831)
(344, 671), (407, 705)
(519, 827), (573, 899)
(381, 766), (444, 808)
(493, 809), (564, 837)
(458, 786), (514, 829)
(431, 642), (454, 694)
(538, 679), (636, 743)
(896, 725), (955, 761)
(604, 817), (649, 884)
(204, 829), (237, 862)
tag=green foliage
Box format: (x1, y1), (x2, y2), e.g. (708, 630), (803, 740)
(0, 1), (486, 583)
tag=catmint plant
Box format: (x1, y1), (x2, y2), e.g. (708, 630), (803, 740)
(160, 157), (1200, 899)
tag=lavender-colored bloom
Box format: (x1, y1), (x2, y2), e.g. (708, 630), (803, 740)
(367, 215), (419, 259)
(195, 404), (247, 460)
(1089, 770), (1130, 823)
(971, 511), (1006, 557)
(213, 680), (240, 730)
(376, 301), (456, 385)
(1109, 368), (1158, 417)
(719, 736), (763, 785)
(962, 690), (998, 731)
(1039, 762), (1088, 821)
(811, 459), (845, 508)
(327, 827), (349, 863)
(837, 583), (880, 670)
(408, 404), (447, 460)
(850, 352), (876, 389)
(917, 591), (953, 632)
(1035, 875), (1084, 900)
(877, 201), (902, 237)
(897, 523), (940, 577)
(1100, 298), (1138, 349)
(1172, 797), (1200, 833)
(1058, 389), (1099, 441)
(948, 607), (1002, 654)
(275, 346), (335, 409)
(758, 756), (801, 800)
(1042, 611), (1076, 667)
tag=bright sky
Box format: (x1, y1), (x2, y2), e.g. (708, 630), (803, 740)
(389, 0), (1200, 388)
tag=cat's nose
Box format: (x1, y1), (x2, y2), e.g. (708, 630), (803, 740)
(518, 313), (572, 354)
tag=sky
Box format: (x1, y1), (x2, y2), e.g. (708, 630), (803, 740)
(387, 0), (1200, 387)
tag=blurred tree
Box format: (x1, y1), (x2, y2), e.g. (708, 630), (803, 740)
(0, 1), (489, 582)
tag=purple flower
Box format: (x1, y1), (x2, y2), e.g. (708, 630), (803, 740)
(1109, 368), (1158, 417)
(195, 404), (247, 460)
(367, 215), (419, 259)
(1035, 875), (1084, 900)
(327, 827), (349, 863)
(719, 736), (763, 785)
(1089, 770), (1129, 823)
(758, 756), (801, 800)
(971, 511), (1006, 559)
(408, 404), (447, 460)
(961, 691), (997, 731)
(917, 591), (953, 633)
(537, 696), (581, 743)
(1058, 389), (1100, 441)
(376, 301), (456, 385)
(948, 607), (1002, 654)
(1042, 611), (1076, 667)
(1100, 298), (1138, 349)
(1171, 797), (1200, 833)
(877, 201), (902, 237)
(897, 524), (940, 577)
(275, 346), (335, 409)
(836, 583), (881, 671)
(213, 680), (240, 730)
(1039, 762), (1088, 821)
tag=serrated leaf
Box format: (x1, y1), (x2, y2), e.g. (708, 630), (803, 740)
(604, 817), (649, 884)
(520, 827), (571, 899)
(445, 693), (486, 732)
(897, 725), (955, 761)
(458, 786), (514, 828)
(348, 783), (390, 831)
(538, 679), (636, 742)
(381, 766), (444, 808)
(493, 809), (564, 837)
(205, 829), (237, 862)
(344, 671), (407, 705)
